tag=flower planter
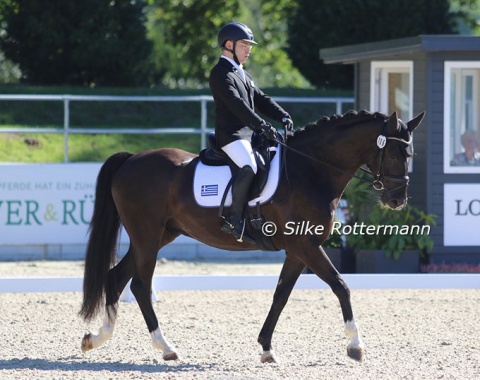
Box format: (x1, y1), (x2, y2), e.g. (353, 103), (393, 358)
(355, 249), (420, 273)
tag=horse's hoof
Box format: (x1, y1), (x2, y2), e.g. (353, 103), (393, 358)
(81, 333), (93, 353)
(260, 350), (278, 363)
(347, 346), (365, 362)
(163, 351), (179, 361)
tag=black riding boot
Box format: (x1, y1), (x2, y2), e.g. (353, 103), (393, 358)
(221, 165), (256, 242)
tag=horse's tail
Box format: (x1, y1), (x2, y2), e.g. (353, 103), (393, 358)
(79, 151), (133, 322)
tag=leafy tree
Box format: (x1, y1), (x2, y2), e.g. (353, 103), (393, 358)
(0, 51), (20, 83)
(0, 0), (152, 86)
(450, 0), (480, 33)
(148, 0), (309, 88)
(147, 0), (237, 87)
(287, 0), (459, 89)
(244, 0), (309, 88)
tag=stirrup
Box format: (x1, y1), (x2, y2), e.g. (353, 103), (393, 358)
(220, 217), (235, 233)
(221, 217), (255, 244)
(236, 219), (246, 242)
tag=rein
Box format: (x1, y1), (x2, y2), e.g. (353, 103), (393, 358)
(279, 121), (413, 194)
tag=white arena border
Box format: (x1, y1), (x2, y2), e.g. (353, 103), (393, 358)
(0, 274), (479, 293)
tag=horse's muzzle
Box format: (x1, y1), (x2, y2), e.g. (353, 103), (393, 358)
(378, 175), (409, 210)
(385, 196), (408, 210)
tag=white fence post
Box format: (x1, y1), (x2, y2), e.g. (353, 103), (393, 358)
(63, 96), (70, 163)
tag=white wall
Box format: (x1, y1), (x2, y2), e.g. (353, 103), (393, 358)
(0, 163), (275, 261)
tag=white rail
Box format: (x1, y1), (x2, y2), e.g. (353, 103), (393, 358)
(0, 94), (354, 162)
(0, 274), (478, 293)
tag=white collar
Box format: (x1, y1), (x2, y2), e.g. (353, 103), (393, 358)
(221, 55), (245, 77)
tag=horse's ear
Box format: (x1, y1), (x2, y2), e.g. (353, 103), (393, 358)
(386, 111), (399, 135)
(406, 111), (426, 133)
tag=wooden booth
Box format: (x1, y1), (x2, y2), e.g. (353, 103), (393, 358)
(320, 35), (480, 265)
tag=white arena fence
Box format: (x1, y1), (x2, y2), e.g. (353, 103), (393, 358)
(0, 274), (478, 295)
(0, 94), (354, 162)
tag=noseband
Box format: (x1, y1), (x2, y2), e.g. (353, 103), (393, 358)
(366, 123), (413, 194)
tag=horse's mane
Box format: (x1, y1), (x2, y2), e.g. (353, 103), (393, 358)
(293, 110), (388, 138)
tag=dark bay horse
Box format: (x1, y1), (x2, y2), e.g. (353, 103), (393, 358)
(79, 110), (424, 363)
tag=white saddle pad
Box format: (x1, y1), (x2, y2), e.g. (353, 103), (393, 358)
(193, 146), (281, 208)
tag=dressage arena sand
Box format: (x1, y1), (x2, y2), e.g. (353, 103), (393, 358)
(0, 259), (479, 379)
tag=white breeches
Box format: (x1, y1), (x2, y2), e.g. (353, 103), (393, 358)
(221, 139), (258, 174)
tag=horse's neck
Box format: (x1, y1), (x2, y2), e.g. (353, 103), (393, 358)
(293, 119), (381, 175)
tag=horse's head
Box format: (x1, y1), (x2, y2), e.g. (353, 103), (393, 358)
(367, 111), (425, 210)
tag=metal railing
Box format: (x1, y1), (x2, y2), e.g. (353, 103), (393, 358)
(0, 94), (354, 162)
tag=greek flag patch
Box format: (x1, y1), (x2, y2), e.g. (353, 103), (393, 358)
(201, 184), (218, 197)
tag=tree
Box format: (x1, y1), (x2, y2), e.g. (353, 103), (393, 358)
(148, 0), (309, 88)
(0, 0), (152, 86)
(287, 0), (459, 89)
(148, 0), (238, 87)
(450, 0), (480, 34)
(0, 51), (20, 83)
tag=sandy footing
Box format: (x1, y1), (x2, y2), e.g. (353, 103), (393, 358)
(0, 260), (478, 379)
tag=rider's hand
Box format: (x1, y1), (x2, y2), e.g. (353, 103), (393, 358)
(260, 122), (278, 141)
(282, 117), (294, 137)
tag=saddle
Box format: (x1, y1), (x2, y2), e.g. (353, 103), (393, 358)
(196, 132), (280, 251)
(199, 131), (277, 200)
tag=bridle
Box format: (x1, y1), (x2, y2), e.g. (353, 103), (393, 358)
(361, 121), (413, 194)
(278, 119), (413, 195)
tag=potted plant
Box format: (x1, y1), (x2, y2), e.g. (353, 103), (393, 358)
(346, 203), (436, 273)
(340, 176), (436, 273)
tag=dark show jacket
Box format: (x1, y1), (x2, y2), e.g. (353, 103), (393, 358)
(209, 57), (290, 148)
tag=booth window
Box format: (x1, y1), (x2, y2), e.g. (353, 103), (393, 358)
(444, 61), (480, 173)
(370, 61), (413, 171)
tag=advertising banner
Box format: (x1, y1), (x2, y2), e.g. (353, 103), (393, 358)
(0, 163), (101, 244)
(444, 184), (480, 246)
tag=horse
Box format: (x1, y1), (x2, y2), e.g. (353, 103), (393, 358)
(79, 109), (425, 363)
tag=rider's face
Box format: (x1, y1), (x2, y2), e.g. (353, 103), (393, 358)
(225, 40), (252, 64)
(234, 41), (253, 64)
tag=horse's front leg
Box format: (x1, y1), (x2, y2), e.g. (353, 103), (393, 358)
(345, 318), (365, 361)
(305, 244), (365, 361)
(258, 252), (305, 363)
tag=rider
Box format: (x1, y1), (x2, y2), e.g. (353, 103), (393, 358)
(209, 21), (294, 242)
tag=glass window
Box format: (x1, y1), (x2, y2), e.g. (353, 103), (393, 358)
(371, 61), (413, 170)
(444, 62), (480, 173)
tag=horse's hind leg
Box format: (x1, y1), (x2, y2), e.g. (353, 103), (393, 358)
(258, 252), (305, 363)
(82, 248), (136, 352)
(81, 304), (117, 352)
(303, 245), (365, 362)
(129, 246), (178, 361)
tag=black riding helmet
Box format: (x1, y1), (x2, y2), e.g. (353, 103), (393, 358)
(217, 22), (257, 64)
(218, 22), (257, 47)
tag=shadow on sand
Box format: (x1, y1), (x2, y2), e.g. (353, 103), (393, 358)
(0, 357), (217, 374)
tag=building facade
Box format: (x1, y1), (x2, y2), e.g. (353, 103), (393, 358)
(321, 35), (480, 264)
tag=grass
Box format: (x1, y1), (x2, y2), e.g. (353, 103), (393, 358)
(0, 132), (201, 162)
(0, 85), (354, 162)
